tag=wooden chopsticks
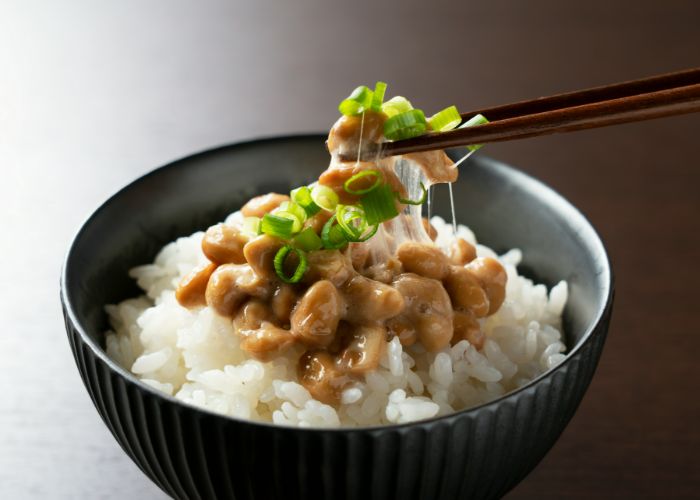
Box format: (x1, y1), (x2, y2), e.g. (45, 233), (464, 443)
(457, 67), (700, 121)
(343, 68), (700, 161)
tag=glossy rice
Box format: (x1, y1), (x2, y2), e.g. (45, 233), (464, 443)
(105, 214), (568, 428)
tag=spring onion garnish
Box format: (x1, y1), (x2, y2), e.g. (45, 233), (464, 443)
(460, 113), (489, 151)
(276, 201), (307, 225)
(321, 215), (349, 249)
(311, 184), (339, 212)
(360, 183), (399, 225)
(343, 169), (383, 195)
(293, 227), (323, 252)
(338, 85), (373, 116)
(242, 216), (261, 237)
(290, 186), (321, 216)
(381, 96), (413, 118)
(273, 245), (308, 284)
(370, 81), (387, 112)
(384, 109), (427, 141)
(261, 213), (295, 239)
(336, 204), (379, 242)
(396, 182), (428, 205)
(428, 105), (461, 132)
(274, 211), (303, 233)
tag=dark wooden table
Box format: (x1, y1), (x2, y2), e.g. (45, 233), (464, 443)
(2, 1), (699, 498)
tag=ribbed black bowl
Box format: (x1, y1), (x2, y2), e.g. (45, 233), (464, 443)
(61, 135), (613, 500)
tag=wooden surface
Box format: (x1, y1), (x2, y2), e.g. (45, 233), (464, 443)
(1, 1), (699, 498)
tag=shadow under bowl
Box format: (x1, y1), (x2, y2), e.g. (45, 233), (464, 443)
(61, 134), (613, 500)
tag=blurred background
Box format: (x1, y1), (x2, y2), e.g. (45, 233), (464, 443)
(1, 0), (698, 498)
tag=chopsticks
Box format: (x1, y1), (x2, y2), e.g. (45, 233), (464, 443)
(342, 67), (700, 161)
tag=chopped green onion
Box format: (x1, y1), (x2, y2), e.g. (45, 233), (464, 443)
(321, 214), (349, 249)
(336, 204), (378, 242)
(384, 109), (427, 141)
(335, 205), (362, 238)
(290, 186), (321, 216)
(276, 201), (307, 224)
(381, 96), (413, 118)
(338, 85), (373, 116)
(273, 245), (308, 284)
(461, 113), (489, 127)
(304, 202), (322, 217)
(343, 169), (383, 195)
(360, 183), (399, 225)
(293, 227), (323, 251)
(273, 211), (303, 233)
(311, 184), (339, 212)
(261, 213), (295, 239)
(353, 222), (378, 242)
(370, 81), (387, 112)
(459, 113), (489, 151)
(428, 105), (461, 132)
(242, 216), (261, 237)
(396, 182), (428, 205)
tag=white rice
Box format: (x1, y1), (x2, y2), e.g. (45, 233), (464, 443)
(105, 214), (568, 428)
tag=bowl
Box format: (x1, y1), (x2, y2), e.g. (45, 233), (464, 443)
(61, 135), (613, 500)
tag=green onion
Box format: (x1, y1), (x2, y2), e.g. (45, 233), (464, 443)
(353, 223), (378, 242)
(343, 169), (383, 195)
(242, 216), (261, 237)
(336, 204), (378, 242)
(261, 213), (295, 239)
(461, 113), (489, 127)
(360, 183), (399, 225)
(396, 182), (428, 205)
(338, 85), (373, 116)
(293, 227), (323, 251)
(321, 214), (349, 249)
(311, 184), (339, 212)
(459, 113), (489, 151)
(276, 201), (307, 224)
(335, 205), (362, 238)
(384, 109), (427, 141)
(273, 211), (303, 233)
(273, 245), (308, 284)
(428, 105), (461, 132)
(381, 96), (413, 118)
(290, 186), (321, 216)
(370, 81), (387, 112)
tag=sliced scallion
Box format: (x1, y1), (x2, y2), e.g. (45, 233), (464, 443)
(343, 169), (383, 195)
(321, 214), (348, 249)
(290, 186), (321, 216)
(384, 109), (427, 141)
(428, 105), (461, 132)
(336, 204), (363, 238)
(273, 245), (308, 284)
(242, 216), (261, 237)
(311, 184), (339, 212)
(381, 96), (413, 118)
(336, 204), (378, 242)
(370, 81), (387, 112)
(396, 182), (428, 205)
(338, 85), (373, 116)
(360, 183), (399, 225)
(261, 213), (295, 239)
(273, 211), (303, 233)
(459, 113), (489, 151)
(293, 227), (323, 252)
(276, 201), (307, 224)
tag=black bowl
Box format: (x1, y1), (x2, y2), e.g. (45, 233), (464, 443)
(61, 135), (613, 500)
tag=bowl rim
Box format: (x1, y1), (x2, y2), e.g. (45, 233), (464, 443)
(60, 133), (614, 433)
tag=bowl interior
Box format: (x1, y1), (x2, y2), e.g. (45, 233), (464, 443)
(63, 135), (610, 365)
